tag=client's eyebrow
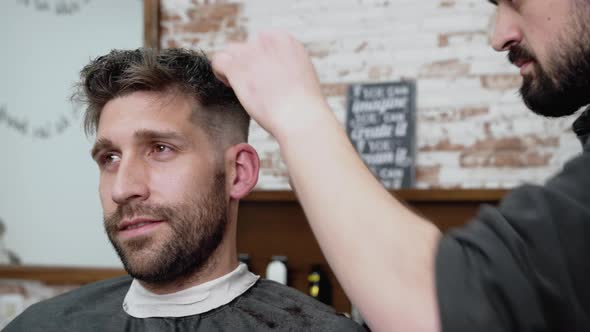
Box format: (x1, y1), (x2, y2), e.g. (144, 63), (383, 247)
(488, 0), (498, 5)
(132, 129), (188, 145)
(90, 129), (190, 161)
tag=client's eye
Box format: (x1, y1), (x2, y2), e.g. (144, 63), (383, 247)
(149, 144), (176, 161)
(153, 144), (172, 153)
(97, 152), (121, 170)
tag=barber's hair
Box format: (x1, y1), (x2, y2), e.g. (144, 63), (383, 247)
(76, 48), (250, 144)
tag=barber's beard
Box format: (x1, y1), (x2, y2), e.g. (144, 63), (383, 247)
(104, 174), (228, 284)
(510, 12), (590, 117)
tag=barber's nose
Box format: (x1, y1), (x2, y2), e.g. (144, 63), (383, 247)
(111, 156), (149, 205)
(491, 5), (522, 52)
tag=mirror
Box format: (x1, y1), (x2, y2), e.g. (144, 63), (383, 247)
(0, 0), (154, 267)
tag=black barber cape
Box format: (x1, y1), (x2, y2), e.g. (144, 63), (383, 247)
(5, 277), (364, 331)
(437, 107), (590, 331)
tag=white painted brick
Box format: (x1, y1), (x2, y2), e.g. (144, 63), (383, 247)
(162, 0), (582, 189)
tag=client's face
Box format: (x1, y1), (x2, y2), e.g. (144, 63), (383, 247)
(93, 91), (229, 284)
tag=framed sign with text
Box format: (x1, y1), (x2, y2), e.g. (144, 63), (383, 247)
(346, 81), (416, 189)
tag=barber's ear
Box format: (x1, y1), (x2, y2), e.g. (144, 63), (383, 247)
(225, 143), (260, 200)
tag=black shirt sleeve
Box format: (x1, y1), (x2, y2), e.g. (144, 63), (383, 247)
(436, 150), (590, 332)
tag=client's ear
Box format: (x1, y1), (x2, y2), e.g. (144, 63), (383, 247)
(225, 143), (260, 200)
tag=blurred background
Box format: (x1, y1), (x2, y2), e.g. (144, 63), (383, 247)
(0, 0), (582, 327)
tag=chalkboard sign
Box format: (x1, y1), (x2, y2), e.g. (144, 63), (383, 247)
(346, 81), (416, 189)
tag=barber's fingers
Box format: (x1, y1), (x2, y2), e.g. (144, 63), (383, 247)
(211, 52), (231, 86)
(211, 43), (244, 87)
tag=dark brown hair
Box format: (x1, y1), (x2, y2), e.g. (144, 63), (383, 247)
(75, 48), (249, 144)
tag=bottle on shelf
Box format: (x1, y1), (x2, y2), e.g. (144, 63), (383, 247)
(265, 255), (288, 285)
(238, 253), (251, 269)
(307, 264), (332, 306)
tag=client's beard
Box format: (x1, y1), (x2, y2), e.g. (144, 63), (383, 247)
(104, 174), (228, 284)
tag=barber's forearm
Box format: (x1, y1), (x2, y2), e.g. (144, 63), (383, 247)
(212, 31), (442, 330)
(275, 103), (442, 332)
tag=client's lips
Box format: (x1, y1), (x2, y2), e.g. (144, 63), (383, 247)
(118, 218), (164, 238)
(514, 59), (532, 68)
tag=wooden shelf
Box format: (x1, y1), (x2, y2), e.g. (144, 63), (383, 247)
(245, 189), (508, 203)
(392, 189), (508, 202)
(0, 265), (126, 285)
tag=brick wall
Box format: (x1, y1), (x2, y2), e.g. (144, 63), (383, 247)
(160, 0), (581, 189)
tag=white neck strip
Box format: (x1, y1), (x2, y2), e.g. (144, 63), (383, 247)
(123, 263), (259, 318)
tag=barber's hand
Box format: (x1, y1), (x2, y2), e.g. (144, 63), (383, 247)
(212, 31), (330, 139)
